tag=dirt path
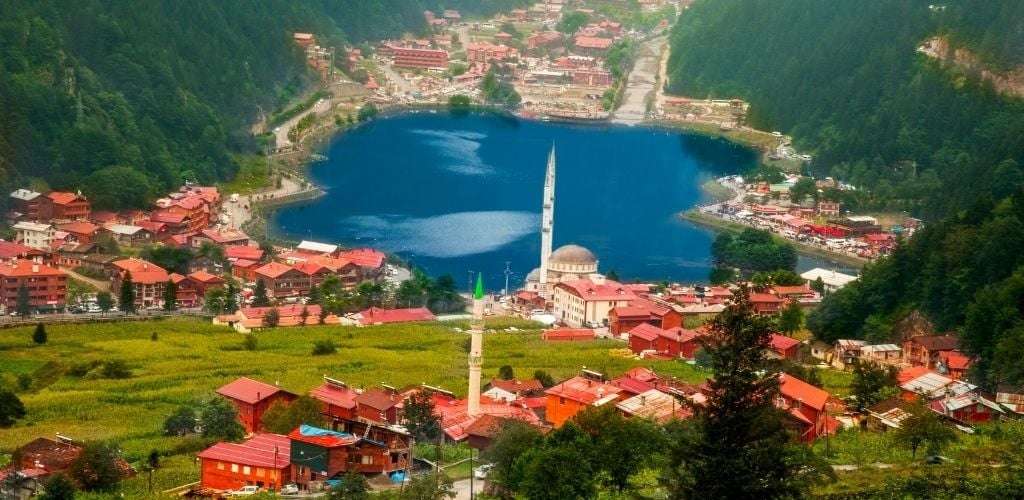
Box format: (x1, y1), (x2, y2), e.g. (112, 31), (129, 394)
(62, 267), (111, 291)
(612, 36), (667, 125)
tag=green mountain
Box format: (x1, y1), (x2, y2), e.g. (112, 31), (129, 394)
(666, 0), (1024, 386)
(0, 0), (528, 209)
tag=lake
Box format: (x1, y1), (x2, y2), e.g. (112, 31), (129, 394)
(271, 111), (764, 290)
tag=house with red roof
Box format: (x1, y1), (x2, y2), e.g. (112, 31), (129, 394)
(46, 191), (90, 221)
(484, 379), (544, 403)
(627, 324), (703, 359)
(552, 276), (636, 328)
(545, 374), (624, 428)
(929, 392), (1003, 424)
(223, 304), (336, 332)
(616, 389), (688, 423)
(337, 248), (385, 275)
(58, 221), (100, 244)
(903, 335), (959, 369)
(0, 240), (52, 264)
(777, 373), (835, 442)
(749, 292), (786, 316)
(608, 296), (683, 335)
(767, 334), (800, 360)
(216, 377), (298, 433)
(353, 388), (403, 424)
(198, 433), (291, 492)
(0, 259), (68, 312)
(254, 262), (308, 298)
(192, 228), (250, 248)
(225, 246), (265, 262)
(293, 261), (331, 288)
(541, 328), (595, 341)
(232, 259), (262, 282)
(7, 436), (134, 487)
(933, 351), (972, 381)
(574, 36), (613, 55)
(350, 307), (436, 326)
(112, 258), (169, 308)
(309, 378), (360, 423)
(187, 270), (225, 297)
(288, 421), (413, 488)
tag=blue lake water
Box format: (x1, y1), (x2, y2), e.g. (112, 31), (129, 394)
(271, 111), (797, 289)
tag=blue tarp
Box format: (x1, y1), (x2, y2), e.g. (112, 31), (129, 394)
(298, 424), (352, 438)
(390, 472), (407, 483)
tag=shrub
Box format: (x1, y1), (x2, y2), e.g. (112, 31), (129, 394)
(312, 339), (337, 356)
(101, 360), (132, 379)
(242, 334), (258, 351)
(33, 323), (47, 344)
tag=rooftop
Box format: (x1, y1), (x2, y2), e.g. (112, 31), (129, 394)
(197, 433), (291, 468)
(216, 377), (292, 404)
(545, 376), (623, 405)
(354, 307), (435, 326)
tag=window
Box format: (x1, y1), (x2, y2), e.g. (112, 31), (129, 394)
(559, 397), (565, 405)
(231, 464), (239, 473)
(299, 466), (306, 476)
(243, 466), (251, 475)
(217, 462), (225, 470)
(362, 455), (373, 465)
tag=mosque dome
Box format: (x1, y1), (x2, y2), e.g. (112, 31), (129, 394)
(549, 244), (598, 265)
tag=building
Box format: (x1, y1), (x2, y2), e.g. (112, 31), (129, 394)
(466, 42), (519, 63)
(389, 45), (449, 70)
(540, 327), (595, 341)
(187, 270), (225, 297)
(111, 258), (169, 308)
(552, 276), (636, 328)
(627, 323), (702, 359)
(192, 228), (250, 248)
(860, 344), (902, 364)
(288, 421), (413, 489)
(903, 335), (959, 368)
(102, 224), (154, 247)
(9, 437), (134, 486)
(9, 189), (51, 221)
(616, 389), (687, 423)
(778, 373), (835, 442)
(545, 374), (624, 428)
(46, 191), (90, 221)
(483, 379), (544, 403)
(198, 433), (291, 493)
(309, 377), (360, 423)
(933, 350), (971, 380)
(464, 414), (511, 451)
(800, 268), (858, 294)
(929, 393), (1002, 424)
(58, 221), (101, 244)
(349, 307), (436, 326)
(353, 388), (403, 425)
(608, 297), (682, 335)
(768, 334), (801, 360)
(216, 377), (298, 434)
(0, 241), (51, 265)
(13, 222), (55, 250)
(0, 259), (68, 313)
(572, 67), (612, 87)
(750, 293), (786, 316)
(254, 262), (309, 298)
(574, 36), (613, 55)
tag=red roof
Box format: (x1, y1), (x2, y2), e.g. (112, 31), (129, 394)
(255, 261), (293, 279)
(779, 373), (829, 411)
(938, 351), (971, 370)
(240, 304), (321, 320)
(188, 270), (224, 284)
(609, 376), (655, 395)
(611, 306), (651, 318)
(135, 220), (167, 233)
(197, 433), (291, 469)
(750, 293), (785, 303)
(216, 377), (291, 404)
(773, 285), (814, 296)
(232, 259), (260, 269)
(309, 382), (359, 409)
(60, 221), (99, 235)
(556, 278), (636, 301)
(198, 228), (249, 244)
(546, 376), (623, 404)
(338, 248), (385, 269)
(906, 335), (958, 352)
(91, 211), (118, 223)
(489, 379), (544, 393)
(897, 366), (932, 385)
(293, 261), (329, 276)
(625, 367), (659, 383)
(0, 241), (42, 259)
(356, 307), (435, 325)
(287, 425), (358, 448)
(0, 259), (66, 278)
(46, 191), (84, 206)
(354, 388), (401, 411)
(225, 246), (265, 261)
(150, 211), (186, 224)
(629, 323), (662, 342)
(771, 334), (800, 352)
(542, 328), (595, 340)
(575, 36), (613, 49)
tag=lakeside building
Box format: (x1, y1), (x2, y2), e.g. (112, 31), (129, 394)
(0, 258), (68, 313)
(387, 45), (449, 70)
(800, 268), (857, 294)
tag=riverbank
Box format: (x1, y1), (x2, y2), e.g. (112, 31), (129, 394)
(679, 209), (869, 269)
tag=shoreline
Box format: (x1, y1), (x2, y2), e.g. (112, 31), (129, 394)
(678, 209), (869, 270)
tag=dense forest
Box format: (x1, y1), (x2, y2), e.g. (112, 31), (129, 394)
(667, 1), (1024, 387)
(0, 0), (528, 209)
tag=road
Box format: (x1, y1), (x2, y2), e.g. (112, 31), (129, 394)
(62, 267), (111, 291)
(452, 478), (484, 500)
(227, 176), (306, 229)
(612, 36), (667, 125)
(274, 98), (331, 150)
(378, 62), (417, 96)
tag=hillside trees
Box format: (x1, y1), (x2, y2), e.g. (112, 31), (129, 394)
(711, 228), (797, 273)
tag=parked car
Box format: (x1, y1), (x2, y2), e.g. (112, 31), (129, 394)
(474, 464), (493, 479)
(231, 485), (261, 496)
(280, 483), (299, 495)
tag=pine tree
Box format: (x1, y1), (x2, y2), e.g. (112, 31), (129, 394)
(224, 283), (238, 313)
(15, 283), (31, 318)
(33, 323), (47, 344)
(299, 305), (309, 326)
(119, 270), (136, 313)
(252, 279), (271, 307)
(664, 287), (831, 498)
(163, 280), (177, 311)
(263, 307), (280, 327)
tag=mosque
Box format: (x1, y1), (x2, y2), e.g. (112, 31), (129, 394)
(523, 146), (603, 299)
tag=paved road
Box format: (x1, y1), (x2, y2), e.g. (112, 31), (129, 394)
(452, 478), (484, 500)
(378, 62), (417, 96)
(228, 176), (306, 228)
(612, 36), (667, 125)
(274, 98), (331, 150)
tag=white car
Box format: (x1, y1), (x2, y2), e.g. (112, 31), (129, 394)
(231, 485), (261, 496)
(474, 464), (493, 479)
(280, 483), (299, 495)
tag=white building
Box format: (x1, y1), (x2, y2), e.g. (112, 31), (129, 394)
(552, 275), (635, 327)
(801, 268), (858, 294)
(13, 222), (55, 250)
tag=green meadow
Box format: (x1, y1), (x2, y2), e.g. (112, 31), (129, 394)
(0, 317), (709, 463)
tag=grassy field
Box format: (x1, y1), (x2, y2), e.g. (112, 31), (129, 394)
(0, 317), (709, 462)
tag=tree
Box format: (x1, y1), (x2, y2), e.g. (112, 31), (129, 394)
(482, 419), (544, 497)
(200, 397), (245, 441)
(204, 287), (226, 313)
(225, 283), (238, 313)
(789, 177), (819, 205)
(533, 370), (555, 388)
(327, 472), (371, 499)
(401, 470), (455, 500)
(312, 339), (336, 355)
(263, 308), (280, 328)
(574, 405), (667, 492)
(850, 361), (898, 411)
(776, 300), (804, 334)
(261, 396), (324, 434)
(663, 288), (831, 498)
(163, 279), (177, 311)
(0, 389), (27, 427)
(497, 365), (514, 380)
(96, 292), (114, 315)
(66, 441), (123, 492)
(141, 245), (194, 274)
(242, 333), (258, 351)
(403, 391), (441, 442)
(514, 422), (597, 500)
(894, 397), (957, 459)
(448, 94), (472, 111)
(163, 406), (197, 436)
(252, 279), (271, 307)
(39, 473), (77, 500)
(357, 102), (378, 122)
(143, 449), (160, 493)
(33, 323), (47, 344)
(810, 276), (826, 295)
(557, 11), (588, 34)
(16, 283), (30, 318)
(119, 270), (136, 313)
(318, 307), (328, 325)
(605, 269), (620, 282)
(299, 305), (309, 326)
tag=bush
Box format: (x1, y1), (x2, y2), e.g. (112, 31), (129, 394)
(242, 334), (258, 351)
(100, 360), (132, 379)
(312, 339), (337, 356)
(33, 323), (47, 344)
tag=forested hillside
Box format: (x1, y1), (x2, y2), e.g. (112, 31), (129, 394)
(0, 0), (526, 209)
(666, 0), (1024, 388)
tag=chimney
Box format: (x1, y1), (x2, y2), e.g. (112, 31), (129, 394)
(640, 395), (647, 406)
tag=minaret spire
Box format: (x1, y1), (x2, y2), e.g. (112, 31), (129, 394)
(539, 145), (556, 298)
(467, 272), (485, 417)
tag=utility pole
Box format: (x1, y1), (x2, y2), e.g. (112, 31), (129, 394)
(504, 261), (511, 297)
